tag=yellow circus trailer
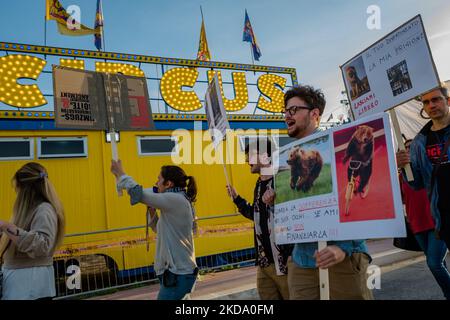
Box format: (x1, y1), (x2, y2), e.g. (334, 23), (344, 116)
(0, 42), (297, 296)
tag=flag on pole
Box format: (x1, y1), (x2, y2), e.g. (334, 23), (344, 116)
(94, 0), (104, 51)
(197, 18), (211, 61)
(46, 0), (99, 36)
(242, 9), (261, 61)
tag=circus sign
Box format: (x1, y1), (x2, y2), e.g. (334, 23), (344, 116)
(0, 42), (297, 117)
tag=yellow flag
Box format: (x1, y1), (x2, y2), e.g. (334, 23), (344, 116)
(46, 0), (100, 36)
(197, 19), (211, 61)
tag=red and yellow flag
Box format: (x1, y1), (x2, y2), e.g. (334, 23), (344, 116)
(46, 0), (99, 36)
(196, 19), (211, 61)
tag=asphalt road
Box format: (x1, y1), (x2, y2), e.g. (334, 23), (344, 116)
(373, 256), (450, 300)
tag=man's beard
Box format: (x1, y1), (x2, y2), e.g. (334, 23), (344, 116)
(288, 118), (310, 138)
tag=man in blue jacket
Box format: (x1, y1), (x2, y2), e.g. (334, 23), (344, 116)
(263, 85), (373, 300)
(397, 84), (450, 249)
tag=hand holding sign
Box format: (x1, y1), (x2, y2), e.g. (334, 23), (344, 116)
(111, 159), (126, 179)
(314, 245), (346, 269)
(262, 184), (275, 206)
(396, 150), (411, 169)
(226, 185), (238, 200)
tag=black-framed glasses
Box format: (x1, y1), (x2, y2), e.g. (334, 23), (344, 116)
(422, 96), (445, 106)
(284, 105), (312, 116)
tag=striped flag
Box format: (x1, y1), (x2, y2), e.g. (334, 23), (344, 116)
(242, 9), (261, 61)
(94, 0), (104, 51)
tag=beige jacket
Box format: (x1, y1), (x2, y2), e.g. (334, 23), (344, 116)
(3, 202), (58, 269)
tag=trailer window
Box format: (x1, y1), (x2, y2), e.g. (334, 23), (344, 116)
(37, 137), (88, 159)
(0, 138), (34, 160)
(138, 136), (178, 156)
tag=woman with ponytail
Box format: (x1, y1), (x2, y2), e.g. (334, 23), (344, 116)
(0, 162), (65, 300)
(111, 160), (198, 300)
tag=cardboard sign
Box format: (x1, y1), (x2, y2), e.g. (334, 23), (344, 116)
(205, 73), (230, 148)
(102, 73), (154, 131)
(53, 66), (107, 130)
(341, 15), (440, 120)
(273, 113), (405, 244)
(53, 66), (154, 131)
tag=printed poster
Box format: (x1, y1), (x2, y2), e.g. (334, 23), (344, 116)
(274, 113), (406, 244)
(341, 15), (440, 120)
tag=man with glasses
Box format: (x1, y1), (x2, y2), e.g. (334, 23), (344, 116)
(263, 85), (373, 300)
(397, 84), (450, 253)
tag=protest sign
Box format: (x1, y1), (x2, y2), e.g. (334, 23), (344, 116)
(273, 113), (405, 245)
(205, 73), (230, 148)
(341, 15), (440, 120)
(53, 66), (107, 130)
(53, 66), (154, 131)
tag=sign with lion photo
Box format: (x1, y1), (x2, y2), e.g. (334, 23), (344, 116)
(273, 113), (406, 245)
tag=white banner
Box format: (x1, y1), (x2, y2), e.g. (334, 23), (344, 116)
(205, 73), (230, 148)
(341, 15), (440, 120)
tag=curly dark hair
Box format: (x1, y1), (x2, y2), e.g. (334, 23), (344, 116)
(284, 85), (326, 116)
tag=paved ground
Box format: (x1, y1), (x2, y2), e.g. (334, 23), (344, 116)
(86, 239), (434, 300)
(373, 256), (450, 300)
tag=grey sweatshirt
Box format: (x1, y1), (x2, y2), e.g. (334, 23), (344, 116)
(3, 202), (58, 269)
(117, 175), (197, 276)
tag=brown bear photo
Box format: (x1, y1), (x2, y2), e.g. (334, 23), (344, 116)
(287, 146), (323, 192)
(343, 125), (374, 199)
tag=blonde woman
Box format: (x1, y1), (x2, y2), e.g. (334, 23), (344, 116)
(0, 162), (65, 300)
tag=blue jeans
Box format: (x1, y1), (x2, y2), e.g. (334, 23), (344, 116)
(415, 230), (450, 300)
(157, 270), (197, 300)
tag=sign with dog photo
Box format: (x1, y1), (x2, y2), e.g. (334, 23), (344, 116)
(340, 15), (440, 120)
(273, 113), (405, 244)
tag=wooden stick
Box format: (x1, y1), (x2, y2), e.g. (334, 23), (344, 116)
(110, 130), (123, 196)
(389, 109), (414, 181)
(222, 141), (231, 187)
(318, 241), (330, 300)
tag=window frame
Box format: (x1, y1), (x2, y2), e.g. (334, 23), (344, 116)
(137, 135), (179, 156)
(0, 137), (34, 161)
(37, 136), (88, 159)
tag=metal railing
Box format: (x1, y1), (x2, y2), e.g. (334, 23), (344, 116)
(53, 213), (256, 299)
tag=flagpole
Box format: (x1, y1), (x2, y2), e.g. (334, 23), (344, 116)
(101, 0), (106, 52)
(249, 44), (256, 75)
(200, 5), (204, 20)
(101, 25), (106, 52)
(44, 15), (47, 46)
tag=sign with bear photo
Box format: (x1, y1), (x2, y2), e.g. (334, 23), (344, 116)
(340, 15), (440, 120)
(273, 113), (406, 244)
